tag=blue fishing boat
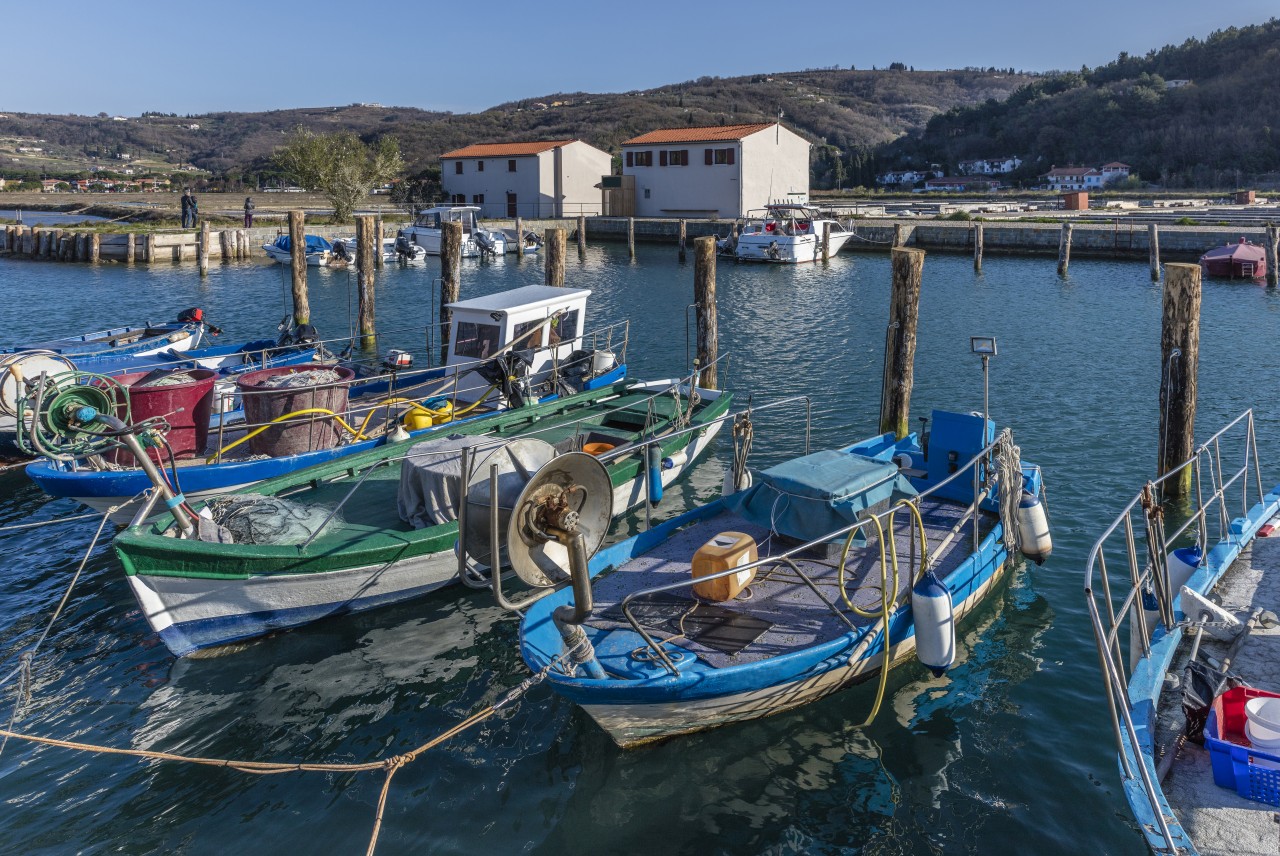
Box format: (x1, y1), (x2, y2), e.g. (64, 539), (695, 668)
(1086, 410), (1280, 855)
(1, 309), (206, 361)
(505, 402), (1050, 747)
(24, 285), (627, 520)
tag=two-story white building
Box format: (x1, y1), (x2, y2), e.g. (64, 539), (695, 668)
(619, 122), (810, 218)
(958, 157), (1022, 175)
(1099, 162), (1131, 184)
(1042, 166), (1104, 191)
(440, 139), (612, 219)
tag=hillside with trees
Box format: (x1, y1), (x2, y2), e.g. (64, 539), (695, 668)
(0, 67), (1034, 191)
(879, 19), (1280, 188)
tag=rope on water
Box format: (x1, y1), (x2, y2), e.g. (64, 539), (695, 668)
(0, 643), (567, 855)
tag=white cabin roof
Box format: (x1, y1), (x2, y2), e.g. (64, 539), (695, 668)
(447, 285), (591, 316)
(421, 205), (481, 215)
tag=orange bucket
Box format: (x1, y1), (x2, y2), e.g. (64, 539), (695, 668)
(583, 441), (615, 456)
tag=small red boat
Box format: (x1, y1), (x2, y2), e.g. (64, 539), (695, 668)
(1198, 238), (1267, 279)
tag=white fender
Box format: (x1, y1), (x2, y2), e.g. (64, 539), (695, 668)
(1016, 490), (1053, 565)
(1167, 545), (1202, 595)
(911, 570), (955, 677)
(0, 351), (76, 418)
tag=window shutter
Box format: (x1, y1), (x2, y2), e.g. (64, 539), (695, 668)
(727, 148), (735, 165)
(705, 148), (713, 165)
(626, 151), (633, 168)
(659, 150), (667, 166)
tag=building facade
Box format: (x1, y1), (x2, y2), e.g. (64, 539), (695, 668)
(957, 157), (1022, 175)
(440, 139), (612, 219)
(619, 122), (810, 218)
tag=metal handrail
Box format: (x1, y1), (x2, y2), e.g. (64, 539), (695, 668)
(1082, 409), (1261, 854)
(617, 428), (1012, 674)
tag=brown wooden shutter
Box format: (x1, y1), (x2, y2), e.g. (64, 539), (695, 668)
(659, 150), (667, 166)
(626, 151), (633, 167)
(705, 148), (713, 165)
(727, 148), (735, 165)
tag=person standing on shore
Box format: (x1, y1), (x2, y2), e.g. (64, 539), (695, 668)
(243, 196), (255, 228)
(189, 191), (199, 227)
(180, 189), (193, 228)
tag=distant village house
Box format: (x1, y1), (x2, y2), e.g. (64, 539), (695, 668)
(619, 122), (810, 219)
(877, 168), (942, 186)
(1042, 162), (1130, 191)
(957, 157), (1022, 175)
(439, 139), (612, 219)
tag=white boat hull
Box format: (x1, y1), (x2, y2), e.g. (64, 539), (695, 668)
(128, 412), (723, 655)
(733, 231), (853, 263)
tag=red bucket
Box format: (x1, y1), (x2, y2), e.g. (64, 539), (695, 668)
(109, 368), (217, 464)
(235, 365), (355, 457)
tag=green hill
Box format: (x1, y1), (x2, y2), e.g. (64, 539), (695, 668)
(0, 68), (1035, 188)
(880, 18), (1280, 188)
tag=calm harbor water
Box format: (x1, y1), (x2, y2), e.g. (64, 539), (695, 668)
(0, 244), (1278, 854)
(0, 209), (107, 226)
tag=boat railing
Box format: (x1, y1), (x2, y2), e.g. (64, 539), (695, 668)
(1083, 409), (1263, 854)
(607, 428), (1016, 674)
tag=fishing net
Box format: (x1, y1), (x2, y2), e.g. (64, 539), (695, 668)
(136, 371), (197, 388)
(201, 495), (339, 545)
(259, 369), (344, 390)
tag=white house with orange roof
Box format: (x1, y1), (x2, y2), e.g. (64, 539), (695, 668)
(620, 122), (810, 218)
(440, 139), (611, 219)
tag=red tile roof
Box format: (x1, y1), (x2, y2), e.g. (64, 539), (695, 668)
(1043, 166), (1099, 178)
(440, 140), (576, 159)
(621, 123), (777, 146)
(1100, 162), (1131, 169)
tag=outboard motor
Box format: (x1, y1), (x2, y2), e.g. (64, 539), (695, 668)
(332, 240), (352, 262)
(474, 231), (498, 258)
(477, 351), (532, 408)
(394, 232), (418, 261)
(557, 348), (595, 394)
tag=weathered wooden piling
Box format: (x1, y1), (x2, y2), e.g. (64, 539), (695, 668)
(89, 233), (100, 264)
(822, 222), (832, 262)
(892, 223), (904, 248)
(545, 227), (566, 286)
(375, 216), (384, 270)
(0, 226), (10, 253)
(40, 230), (54, 259)
(973, 223), (984, 271)
(693, 236), (718, 390)
(288, 211), (309, 325)
(218, 230), (231, 262)
(678, 219), (687, 262)
(57, 235), (70, 261)
(627, 217), (635, 260)
(439, 221), (463, 365)
(1157, 263), (1201, 499)
(125, 233), (135, 264)
(356, 215), (376, 350)
(145, 234), (156, 264)
(1148, 223), (1161, 281)
(239, 229), (249, 260)
(577, 214), (586, 256)
(1267, 223), (1279, 288)
(880, 248), (926, 439)
(198, 222), (210, 276)
(1057, 223), (1073, 276)
(514, 217), (523, 263)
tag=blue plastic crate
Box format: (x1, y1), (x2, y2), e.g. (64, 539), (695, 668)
(1204, 687), (1280, 806)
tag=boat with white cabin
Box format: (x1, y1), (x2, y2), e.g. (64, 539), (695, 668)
(722, 204), (854, 263)
(403, 206), (507, 257)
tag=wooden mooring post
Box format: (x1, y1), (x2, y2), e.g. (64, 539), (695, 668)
(822, 222), (832, 262)
(577, 214), (586, 256)
(880, 247), (925, 439)
(374, 216), (384, 270)
(514, 217), (523, 264)
(1057, 223), (1073, 276)
(627, 217), (636, 260)
(892, 222), (904, 248)
(693, 236), (718, 390)
(88, 233), (100, 264)
(545, 227), (566, 286)
(439, 221), (463, 365)
(1266, 223), (1279, 288)
(1157, 263), (1202, 500)
(678, 219), (687, 262)
(1148, 223), (1161, 281)
(125, 233), (135, 264)
(145, 233), (156, 264)
(288, 211), (309, 325)
(198, 221), (210, 276)
(356, 215), (377, 350)
(973, 223), (984, 271)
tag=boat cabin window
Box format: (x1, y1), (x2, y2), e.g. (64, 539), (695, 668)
(454, 321), (501, 360)
(552, 309), (579, 344)
(514, 319), (546, 349)
(417, 212), (441, 228)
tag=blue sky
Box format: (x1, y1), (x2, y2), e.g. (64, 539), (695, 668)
(6, 0), (1276, 116)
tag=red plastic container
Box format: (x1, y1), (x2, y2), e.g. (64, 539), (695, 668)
(235, 365), (355, 457)
(109, 368), (217, 463)
(1205, 686), (1280, 805)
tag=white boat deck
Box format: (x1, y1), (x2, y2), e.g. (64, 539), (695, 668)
(1158, 535), (1280, 855)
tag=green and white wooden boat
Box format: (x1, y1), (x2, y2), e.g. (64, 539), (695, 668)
(114, 378), (732, 656)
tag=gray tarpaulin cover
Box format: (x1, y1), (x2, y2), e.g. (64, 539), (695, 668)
(725, 449), (918, 544)
(398, 435), (552, 529)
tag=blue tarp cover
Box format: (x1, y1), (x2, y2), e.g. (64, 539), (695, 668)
(272, 235), (332, 253)
(725, 450), (917, 544)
